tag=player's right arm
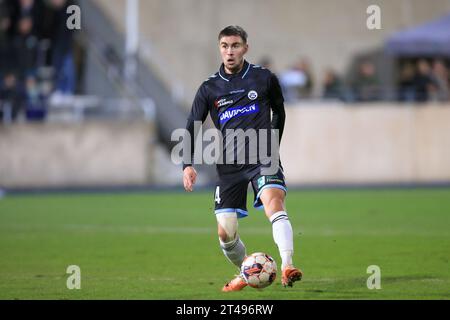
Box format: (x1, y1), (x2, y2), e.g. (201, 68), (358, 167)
(183, 84), (209, 192)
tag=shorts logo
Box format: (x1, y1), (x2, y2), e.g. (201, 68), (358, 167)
(258, 176), (283, 189)
(266, 176), (283, 184)
(219, 103), (259, 124)
(257, 176), (266, 188)
(248, 90), (258, 100)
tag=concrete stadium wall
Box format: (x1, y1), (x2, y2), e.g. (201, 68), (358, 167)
(92, 0), (450, 105)
(280, 103), (450, 185)
(1, 105), (449, 188)
(0, 121), (156, 188)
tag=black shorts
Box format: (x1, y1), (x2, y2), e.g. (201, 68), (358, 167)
(214, 165), (287, 218)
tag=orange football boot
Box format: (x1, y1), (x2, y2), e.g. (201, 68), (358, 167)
(281, 266), (303, 287)
(222, 275), (247, 292)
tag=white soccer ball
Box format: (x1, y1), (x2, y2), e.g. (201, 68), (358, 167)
(240, 252), (277, 289)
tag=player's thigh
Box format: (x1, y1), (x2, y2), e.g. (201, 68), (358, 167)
(259, 187), (285, 204)
(259, 188), (286, 216)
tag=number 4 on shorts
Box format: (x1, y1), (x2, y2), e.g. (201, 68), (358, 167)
(215, 186), (221, 204)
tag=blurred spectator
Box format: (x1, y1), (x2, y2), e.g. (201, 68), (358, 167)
(0, 0), (12, 75)
(353, 61), (381, 102)
(258, 56), (273, 70)
(397, 62), (416, 102)
(24, 74), (47, 120)
(413, 59), (436, 102)
(0, 0), (11, 34)
(0, 0), (78, 123)
(11, 15), (39, 78)
(280, 58), (314, 102)
(17, 0), (37, 15)
(322, 68), (343, 100)
(0, 72), (26, 122)
(280, 63), (306, 102)
(430, 59), (449, 102)
(297, 58), (314, 98)
(8, 0), (43, 37)
(46, 0), (77, 95)
(103, 44), (122, 79)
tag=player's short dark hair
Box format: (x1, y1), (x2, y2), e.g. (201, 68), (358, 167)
(218, 26), (248, 44)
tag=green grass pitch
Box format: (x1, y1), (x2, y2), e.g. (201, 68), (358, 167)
(0, 188), (449, 300)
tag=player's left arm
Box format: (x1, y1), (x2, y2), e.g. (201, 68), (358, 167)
(268, 73), (286, 143)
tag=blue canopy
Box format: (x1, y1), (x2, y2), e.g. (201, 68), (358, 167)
(385, 13), (450, 57)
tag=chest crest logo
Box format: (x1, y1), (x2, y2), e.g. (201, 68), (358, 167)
(248, 90), (258, 100)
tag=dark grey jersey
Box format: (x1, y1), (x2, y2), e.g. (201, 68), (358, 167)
(184, 60), (286, 176)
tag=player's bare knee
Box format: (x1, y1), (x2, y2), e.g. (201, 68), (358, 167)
(218, 225), (234, 243)
(218, 228), (237, 243)
(216, 211), (239, 243)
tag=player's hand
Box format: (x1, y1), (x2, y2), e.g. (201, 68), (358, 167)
(183, 166), (197, 192)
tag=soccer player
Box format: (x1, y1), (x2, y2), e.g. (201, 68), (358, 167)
(182, 26), (302, 291)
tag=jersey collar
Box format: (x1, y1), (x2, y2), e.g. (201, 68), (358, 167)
(218, 60), (251, 82)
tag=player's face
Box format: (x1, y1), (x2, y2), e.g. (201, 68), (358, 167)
(219, 35), (248, 73)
